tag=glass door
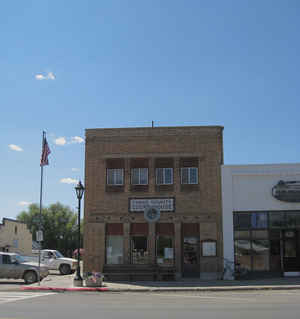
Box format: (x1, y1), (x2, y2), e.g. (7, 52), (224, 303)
(131, 236), (149, 264)
(282, 230), (299, 272)
(182, 237), (199, 277)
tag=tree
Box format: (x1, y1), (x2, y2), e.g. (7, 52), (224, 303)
(17, 202), (83, 257)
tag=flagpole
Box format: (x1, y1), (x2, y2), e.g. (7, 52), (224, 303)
(38, 131), (45, 286)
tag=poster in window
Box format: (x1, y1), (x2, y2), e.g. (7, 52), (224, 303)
(107, 246), (112, 257)
(164, 248), (173, 259)
(202, 241), (216, 257)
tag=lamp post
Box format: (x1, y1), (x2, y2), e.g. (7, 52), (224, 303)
(73, 180), (85, 287)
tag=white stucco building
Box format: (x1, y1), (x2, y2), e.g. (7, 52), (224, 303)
(0, 218), (32, 255)
(222, 163), (300, 278)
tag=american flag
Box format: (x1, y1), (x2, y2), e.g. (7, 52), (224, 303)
(40, 136), (51, 166)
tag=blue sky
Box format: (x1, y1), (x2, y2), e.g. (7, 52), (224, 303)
(1, 1), (300, 221)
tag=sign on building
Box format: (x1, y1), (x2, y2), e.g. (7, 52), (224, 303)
(129, 198), (175, 212)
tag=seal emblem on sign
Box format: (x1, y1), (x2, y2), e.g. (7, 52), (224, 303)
(144, 206), (161, 222)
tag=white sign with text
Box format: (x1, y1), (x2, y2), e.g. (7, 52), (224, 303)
(130, 198), (174, 212)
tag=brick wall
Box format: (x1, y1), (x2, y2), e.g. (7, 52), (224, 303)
(83, 126), (224, 278)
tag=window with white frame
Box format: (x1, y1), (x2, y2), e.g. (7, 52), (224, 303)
(107, 168), (124, 185)
(131, 168), (148, 185)
(156, 168), (173, 185)
(181, 167), (198, 184)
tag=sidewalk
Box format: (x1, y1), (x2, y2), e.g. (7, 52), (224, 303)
(16, 274), (300, 293)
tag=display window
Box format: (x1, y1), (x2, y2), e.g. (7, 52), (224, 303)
(269, 212), (286, 228)
(106, 236), (124, 264)
(233, 211), (300, 273)
(156, 236), (174, 265)
(234, 212), (268, 229)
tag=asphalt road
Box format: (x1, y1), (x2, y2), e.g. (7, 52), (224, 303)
(1, 290), (300, 319)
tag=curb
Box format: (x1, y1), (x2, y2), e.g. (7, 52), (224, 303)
(101, 286), (300, 293)
(19, 285), (300, 293)
(20, 286), (109, 292)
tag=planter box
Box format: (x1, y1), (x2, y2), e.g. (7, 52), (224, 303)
(84, 273), (104, 287)
(85, 277), (103, 287)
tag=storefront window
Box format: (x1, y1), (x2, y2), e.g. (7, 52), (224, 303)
(233, 213), (251, 229)
(252, 255), (269, 271)
(234, 240), (251, 271)
(270, 238), (281, 271)
(251, 212), (268, 228)
(156, 236), (174, 265)
(131, 236), (149, 264)
(106, 236), (123, 264)
(234, 231), (250, 239)
(252, 240), (269, 255)
(284, 239), (297, 258)
(233, 211), (300, 273)
(252, 230), (268, 239)
(235, 240), (251, 255)
(235, 239), (270, 271)
(286, 213), (300, 228)
(269, 212), (286, 228)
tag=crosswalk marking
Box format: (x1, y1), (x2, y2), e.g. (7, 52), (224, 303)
(0, 292), (56, 304)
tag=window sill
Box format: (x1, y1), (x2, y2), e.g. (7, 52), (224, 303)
(155, 185), (174, 192)
(106, 185), (124, 192)
(130, 185), (149, 192)
(180, 184), (199, 192)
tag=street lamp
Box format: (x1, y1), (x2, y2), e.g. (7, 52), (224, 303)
(73, 180), (85, 287)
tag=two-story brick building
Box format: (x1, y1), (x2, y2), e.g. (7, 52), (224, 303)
(83, 126), (224, 280)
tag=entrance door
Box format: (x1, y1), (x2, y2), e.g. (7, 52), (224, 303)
(131, 236), (149, 264)
(282, 230), (299, 272)
(183, 237), (200, 277)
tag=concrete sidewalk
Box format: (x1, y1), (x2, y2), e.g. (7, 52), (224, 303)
(14, 274), (300, 293)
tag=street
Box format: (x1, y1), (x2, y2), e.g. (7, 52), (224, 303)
(1, 290), (300, 319)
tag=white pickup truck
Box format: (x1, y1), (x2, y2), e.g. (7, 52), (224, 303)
(30, 250), (78, 275)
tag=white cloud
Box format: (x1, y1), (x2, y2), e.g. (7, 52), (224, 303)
(35, 74), (45, 80)
(35, 72), (56, 80)
(52, 135), (84, 146)
(47, 72), (55, 80)
(55, 137), (67, 146)
(9, 144), (23, 152)
(60, 178), (78, 184)
(72, 168), (79, 172)
(70, 136), (84, 144)
(18, 201), (31, 206)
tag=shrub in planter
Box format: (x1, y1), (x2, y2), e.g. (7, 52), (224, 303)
(84, 272), (104, 287)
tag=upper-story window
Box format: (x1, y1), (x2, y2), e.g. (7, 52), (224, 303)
(107, 168), (124, 185)
(131, 168), (148, 185)
(181, 167), (198, 184)
(106, 159), (125, 190)
(156, 168), (173, 185)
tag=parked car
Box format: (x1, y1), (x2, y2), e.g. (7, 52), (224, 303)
(0, 252), (49, 284)
(28, 249), (77, 275)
